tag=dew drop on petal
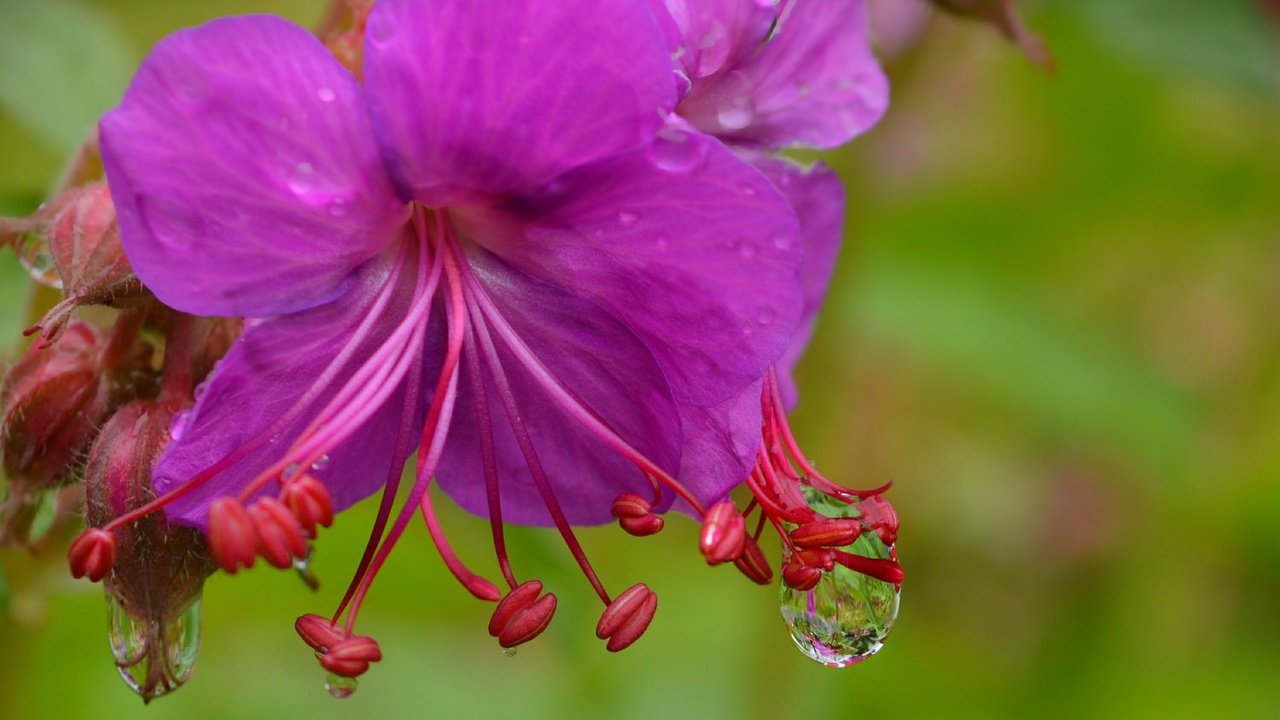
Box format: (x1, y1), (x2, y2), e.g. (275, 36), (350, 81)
(107, 592), (203, 700)
(325, 673), (357, 698)
(772, 234), (794, 251)
(168, 408), (192, 442)
(282, 463), (301, 481)
(779, 488), (900, 668)
(312, 455), (331, 472)
(618, 211), (639, 226)
(737, 240), (758, 260)
(317, 86), (337, 103)
(327, 199), (349, 218)
(717, 102), (756, 132)
(289, 162), (317, 195)
(366, 12), (396, 44)
(648, 130), (708, 174)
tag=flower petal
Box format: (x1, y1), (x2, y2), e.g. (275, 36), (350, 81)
(153, 250), (425, 529)
(363, 0), (675, 206)
(678, 0), (888, 148)
(454, 127), (803, 408)
(672, 379), (764, 514)
(661, 0), (779, 80)
(437, 245), (682, 526)
(751, 156), (845, 409)
(100, 15), (403, 317)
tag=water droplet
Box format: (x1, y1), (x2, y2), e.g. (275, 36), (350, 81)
(281, 463), (300, 481)
(757, 307), (776, 325)
(673, 70), (692, 98)
(192, 379), (211, 402)
(739, 184), (759, 197)
(325, 673), (357, 698)
(502, 646), (518, 658)
(618, 211), (639, 226)
(772, 234), (794, 250)
(737, 240), (758, 260)
(169, 408), (192, 442)
(311, 455), (331, 472)
(289, 162), (317, 195)
(13, 232), (63, 288)
(317, 86), (337, 103)
(366, 12), (397, 44)
(327, 199), (349, 218)
(648, 130), (707, 174)
(779, 489), (899, 668)
(107, 593), (203, 700)
(717, 102), (756, 131)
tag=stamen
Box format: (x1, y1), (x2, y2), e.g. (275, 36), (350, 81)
(208, 497), (257, 573)
(595, 583), (658, 652)
(488, 580), (558, 648)
(699, 500), (746, 564)
(249, 497), (309, 569)
(67, 528), (117, 581)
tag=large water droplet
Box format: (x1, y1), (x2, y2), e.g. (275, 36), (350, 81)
(107, 593), (203, 700)
(13, 231), (62, 288)
(779, 489), (899, 668)
(717, 101), (756, 132)
(648, 130), (707, 174)
(325, 673), (358, 698)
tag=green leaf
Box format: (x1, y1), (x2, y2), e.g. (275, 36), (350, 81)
(0, 0), (134, 154)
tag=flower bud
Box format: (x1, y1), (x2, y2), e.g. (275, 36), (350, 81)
(22, 181), (147, 343)
(1, 319), (153, 519)
(83, 399), (213, 701)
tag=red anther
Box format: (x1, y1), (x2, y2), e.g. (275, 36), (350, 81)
(619, 514), (664, 537)
(496, 593), (557, 649)
(249, 497), (308, 569)
(295, 613), (348, 652)
(596, 584), (658, 652)
(782, 560), (823, 591)
(319, 635), (382, 677)
(282, 474), (333, 538)
(487, 580), (544, 637)
(610, 492), (652, 519)
(699, 500), (746, 565)
(67, 528), (117, 582)
(733, 536), (773, 585)
(790, 517), (862, 549)
(854, 494), (899, 546)
(208, 497), (257, 573)
(834, 550), (905, 587)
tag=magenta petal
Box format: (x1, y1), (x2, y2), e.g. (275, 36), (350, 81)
(679, 0), (888, 148)
(455, 127), (802, 408)
(437, 246), (682, 526)
(363, 0), (675, 206)
(100, 15), (404, 317)
(153, 251), (425, 529)
(751, 156), (845, 409)
(662, 0), (778, 80)
(672, 379), (764, 515)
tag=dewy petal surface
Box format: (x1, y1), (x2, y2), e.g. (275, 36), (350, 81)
(662, 0), (778, 80)
(100, 15), (404, 318)
(750, 155), (845, 409)
(363, 0), (676, 207)
(455, 128), (803, 408)
(438, 245), (682, 526)
(678, 0), (888, 149)
(153, 250), (424, 528)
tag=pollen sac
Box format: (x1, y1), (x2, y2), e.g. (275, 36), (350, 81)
(699, 500), (746, 565)
(296, 613), (348, 652)
(82, 399), (214, 701)
(319, 635), (383, 678)
(489, 580), (558, 649)
(611, 492), (664, 536)
(790, 517), (862, 549)
(68, 528), (118, 582)
(595, 583), (658, 652)
(1, 319), (152, 544)
(282, 474), (335, 538)
(249, 497), (309, 569)
(208, 497), (258, 573)
(733, 535), (774, 586)
(24, 181), (147, 343)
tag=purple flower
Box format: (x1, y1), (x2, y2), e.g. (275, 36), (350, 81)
(90, 0), (809, 666)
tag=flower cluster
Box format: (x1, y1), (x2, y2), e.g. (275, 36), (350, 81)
(2, 0), (902, 700)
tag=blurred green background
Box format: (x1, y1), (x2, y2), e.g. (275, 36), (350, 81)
(2, 1), (1279, 718)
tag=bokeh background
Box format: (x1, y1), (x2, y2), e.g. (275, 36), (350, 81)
(2, 1), (1279, 718)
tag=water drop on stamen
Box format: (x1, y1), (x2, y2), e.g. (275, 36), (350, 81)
(325, 673), (357, 698)
(294, 545), (320, 591)
(779, 489), (899, 668)
(107, 593), (203, 700)
(312, 455), (331, 472)
(502, 647), (518, 658)
(282, 463), (300, 481)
